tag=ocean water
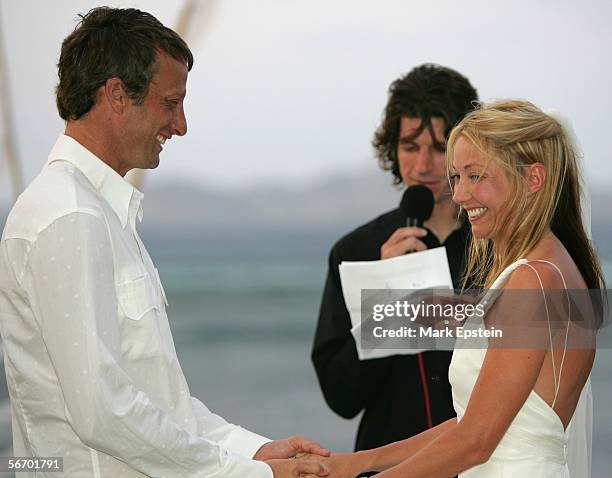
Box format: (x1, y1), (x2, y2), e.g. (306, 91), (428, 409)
(1, 256), (611, 477)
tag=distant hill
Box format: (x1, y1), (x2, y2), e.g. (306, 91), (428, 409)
(2, 171), (610, 260)
(138, 171), (612, 261)
(137, 170), (402, 258)
(139, 170), (400, 233)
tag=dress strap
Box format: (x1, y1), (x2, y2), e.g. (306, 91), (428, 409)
(529, 259), (570, 290)
(522, 260), (571, 409)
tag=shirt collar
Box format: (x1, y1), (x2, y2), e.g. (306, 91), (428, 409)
(47, 134), (144, 229)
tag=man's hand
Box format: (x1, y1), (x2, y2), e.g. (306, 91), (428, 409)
(254, 436), (330, 461)
(380, 227), (428, 259)
(266, 457), (329, 477)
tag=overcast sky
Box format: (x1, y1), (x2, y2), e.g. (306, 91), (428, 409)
(1, 0), (611, 203)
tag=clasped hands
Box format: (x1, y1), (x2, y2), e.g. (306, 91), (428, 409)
(254, 436), (370, 478)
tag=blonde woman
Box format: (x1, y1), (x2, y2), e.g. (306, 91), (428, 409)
(318, 100), (605, 477)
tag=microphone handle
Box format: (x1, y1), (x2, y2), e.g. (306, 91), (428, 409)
(407, 217), (423, 228)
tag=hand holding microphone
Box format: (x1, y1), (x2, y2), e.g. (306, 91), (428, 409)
(380, 185), (434, 259)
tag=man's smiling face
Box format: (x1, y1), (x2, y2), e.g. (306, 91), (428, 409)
(119, 51), (188, 175)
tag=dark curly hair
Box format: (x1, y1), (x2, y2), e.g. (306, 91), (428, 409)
(373, 64), (478, 185)
(56, 7), (194, 121)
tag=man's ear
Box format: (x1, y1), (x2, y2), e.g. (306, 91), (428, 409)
(525, 162), (546, 193)
(103, 77), (128, 114)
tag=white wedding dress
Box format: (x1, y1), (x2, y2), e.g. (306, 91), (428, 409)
(449, 258), (592, 477)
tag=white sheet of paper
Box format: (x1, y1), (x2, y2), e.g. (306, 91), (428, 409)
(339, 246), (454, 360)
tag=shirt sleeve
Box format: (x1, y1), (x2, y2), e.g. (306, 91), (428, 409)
(20, 212), (273, 478)
(190, 397), (270, 459)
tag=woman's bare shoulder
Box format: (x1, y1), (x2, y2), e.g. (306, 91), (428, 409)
(503, 260), (567, 291)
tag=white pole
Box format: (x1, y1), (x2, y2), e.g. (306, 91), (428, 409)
(0, 5), (24, 200)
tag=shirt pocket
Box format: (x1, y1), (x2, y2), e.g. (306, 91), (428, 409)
(116, 275), (161, 359)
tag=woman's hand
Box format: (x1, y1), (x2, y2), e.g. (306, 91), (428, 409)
(266, 456), (328, 477)
(318, 452), (372, 478)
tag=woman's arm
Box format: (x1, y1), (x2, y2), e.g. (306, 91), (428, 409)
(322, 418), (456, 476)
(362, 418), (457, 472)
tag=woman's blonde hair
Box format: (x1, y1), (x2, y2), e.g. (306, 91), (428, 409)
(447, 100), (604, 291)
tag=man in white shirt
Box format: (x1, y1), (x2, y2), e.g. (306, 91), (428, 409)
(0, 7), (329, 478)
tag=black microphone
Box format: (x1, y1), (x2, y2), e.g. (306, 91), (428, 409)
(400, 185), (434, 228)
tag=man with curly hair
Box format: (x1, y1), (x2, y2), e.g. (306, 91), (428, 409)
(312, 64), (478, 460)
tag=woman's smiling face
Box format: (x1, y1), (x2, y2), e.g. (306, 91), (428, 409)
(450, 136), (513, 242)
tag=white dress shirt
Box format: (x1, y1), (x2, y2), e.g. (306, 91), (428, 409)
(0, 135), (273, 478)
